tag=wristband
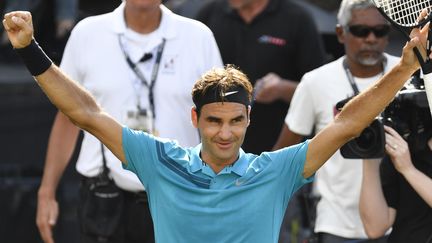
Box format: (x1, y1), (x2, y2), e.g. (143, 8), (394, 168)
(15, 39), (53, 76)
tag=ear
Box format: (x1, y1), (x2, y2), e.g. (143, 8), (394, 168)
(335, 24), (345, 44)
(191, 106), (198, 128)
(247, 105), (251, 127)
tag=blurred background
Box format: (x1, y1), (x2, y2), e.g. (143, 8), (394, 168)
(0, 0), (404, 242)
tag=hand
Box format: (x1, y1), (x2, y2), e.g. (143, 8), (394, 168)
(2, 11), (34, 48)
(36, 192), (59, 243)
(254, 73), (285, 104)
(384, 125), (414, 174)
(401, 9), (432, 72)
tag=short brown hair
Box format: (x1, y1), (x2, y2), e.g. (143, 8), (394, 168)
(192, 65), (253, 114)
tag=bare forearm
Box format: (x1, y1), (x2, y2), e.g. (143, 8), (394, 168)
(337, 63), (415, 136)
(35, 65), (102, 129)
(304, 64), (416, 178)
(360, 159), (393, 237)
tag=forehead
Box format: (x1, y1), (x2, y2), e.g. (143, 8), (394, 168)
(200, 102), (246, 118)
(350, 7), (388, 26)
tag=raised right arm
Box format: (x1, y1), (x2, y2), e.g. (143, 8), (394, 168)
(3, 11), (126, 163)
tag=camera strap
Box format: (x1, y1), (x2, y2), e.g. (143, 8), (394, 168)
(342, 57), (387, 95)
(100, 143), (110, 180)
(342, 58), (360, 95)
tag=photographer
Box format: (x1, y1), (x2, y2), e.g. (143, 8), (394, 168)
(360, 125), (432, 242)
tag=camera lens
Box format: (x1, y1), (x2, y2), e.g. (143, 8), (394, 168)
(340, 119), (385, 158)
(355, 127), (378, 151)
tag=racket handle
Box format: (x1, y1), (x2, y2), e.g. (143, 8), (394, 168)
(423, 72), (432, 116)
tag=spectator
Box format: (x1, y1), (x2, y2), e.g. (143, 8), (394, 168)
(360, 125), (432, 242)
(165, 0), (212, 19)
(273, 0), (397, 242)
(34, 0), (222, 243)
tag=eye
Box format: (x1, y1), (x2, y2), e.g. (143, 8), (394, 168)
(207, 117), (221, 124)
(232, 116), (245, 123)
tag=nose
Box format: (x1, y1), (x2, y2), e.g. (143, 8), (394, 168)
(364, 31), (379, 42)
(218, 123), (232, 140)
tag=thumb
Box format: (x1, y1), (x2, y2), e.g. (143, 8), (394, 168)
(48, 207), (58, 226)
(407, 36), (420, 50)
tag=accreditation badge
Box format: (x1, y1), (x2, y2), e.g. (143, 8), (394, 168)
(125, 108), (154, 134)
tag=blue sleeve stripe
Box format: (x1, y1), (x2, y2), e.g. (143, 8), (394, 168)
(155, 141), (211, 189)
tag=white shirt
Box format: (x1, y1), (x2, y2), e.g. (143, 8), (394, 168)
(60, 3), (222, 191)
(285, 54), (399, 238)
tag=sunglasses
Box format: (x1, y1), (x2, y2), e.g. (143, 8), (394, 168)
(347, 25), (390, 38)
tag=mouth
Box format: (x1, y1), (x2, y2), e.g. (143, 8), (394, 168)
(360, 50), (379, 56)
(359, 49), (381, 56)
(216, 141), (233, 150)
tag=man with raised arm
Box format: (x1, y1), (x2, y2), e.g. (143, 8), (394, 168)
(33, 1), (222, 243)
(2, 9), (429, 243)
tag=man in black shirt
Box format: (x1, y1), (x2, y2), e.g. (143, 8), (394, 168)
(197, 0), (327, 154)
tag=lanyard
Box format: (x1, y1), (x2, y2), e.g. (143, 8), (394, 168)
(118, 35), (166, 118)
(342, 57), (386, 95)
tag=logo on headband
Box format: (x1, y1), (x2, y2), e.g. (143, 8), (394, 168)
(193, 86), (250, 111)
(222, 91), (239, 97)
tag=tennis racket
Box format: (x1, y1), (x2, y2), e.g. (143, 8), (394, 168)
(371, 0), (432, 115)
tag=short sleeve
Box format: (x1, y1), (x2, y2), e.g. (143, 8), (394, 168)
(285, 76), (316, 135)
(122, 126), (178, 188)
(269, 140), (315, 194)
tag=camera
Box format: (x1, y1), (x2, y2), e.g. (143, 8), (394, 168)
(340, 74), (432, 159)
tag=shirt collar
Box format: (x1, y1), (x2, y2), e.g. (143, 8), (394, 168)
(190, 144), (249, 177)
(223, 0), (280, 17)
(112, 2), (177, 40)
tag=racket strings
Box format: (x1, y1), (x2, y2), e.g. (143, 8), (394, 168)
(377, 0), (431, 26)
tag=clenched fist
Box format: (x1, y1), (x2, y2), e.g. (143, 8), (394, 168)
(2, 11), (34, 49)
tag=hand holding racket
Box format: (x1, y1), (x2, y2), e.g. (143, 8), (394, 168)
(372, 0), (432, 114)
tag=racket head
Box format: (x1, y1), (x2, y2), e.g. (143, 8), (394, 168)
(371, 0), (432, 27)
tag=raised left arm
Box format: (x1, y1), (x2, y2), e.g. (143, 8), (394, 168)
(303, 36), (424, 178)
(3, 11), (126, 163)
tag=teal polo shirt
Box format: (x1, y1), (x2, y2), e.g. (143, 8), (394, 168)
(122, 127), (313, 243)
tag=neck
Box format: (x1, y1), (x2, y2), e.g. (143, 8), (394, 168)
(200, 152), (238, 174)
(346, 58), (384, 78)
(237, 0), (269, 24)
(124, 4), (162, 34)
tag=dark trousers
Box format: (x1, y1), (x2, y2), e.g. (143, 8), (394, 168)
(318, 232), (387, 243)
(79, 177), (154, 243)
